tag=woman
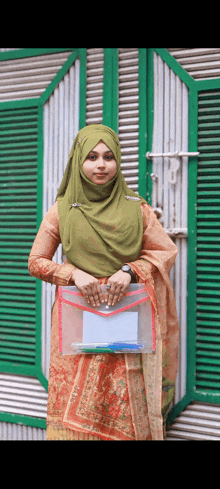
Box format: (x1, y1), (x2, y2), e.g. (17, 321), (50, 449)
(28, 125), (179, 441)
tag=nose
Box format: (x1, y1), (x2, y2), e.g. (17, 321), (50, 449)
(97, 157), (106, 170)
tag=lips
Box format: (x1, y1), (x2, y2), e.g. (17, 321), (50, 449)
(95, 174), (107, 177)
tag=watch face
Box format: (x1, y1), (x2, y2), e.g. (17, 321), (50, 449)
(122, 265), (130, 272)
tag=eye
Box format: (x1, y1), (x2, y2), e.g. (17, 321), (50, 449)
(105, 154), (115, 161)
(88, 154), (97, 161)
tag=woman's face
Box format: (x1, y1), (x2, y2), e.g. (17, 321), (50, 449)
(83, 141), (117, 185)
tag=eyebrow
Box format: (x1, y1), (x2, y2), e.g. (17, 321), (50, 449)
(89, 150), (114, 155)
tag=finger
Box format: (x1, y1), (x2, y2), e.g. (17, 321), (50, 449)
(91, 284), (102, 307)
(112, 287), (124, 306)
(83, 286), (96, 306)
(82, 288), (92, 305)
(105, 282), (113, 303)
(106, 283), (116, 304)
(82, 293), (91, 305)
(97, 284), (105, 304)
(93, 293), (101, 307)
(118, 291), (125, 303)
(113, 282), (127, 305)
(108, 284), (121, 306)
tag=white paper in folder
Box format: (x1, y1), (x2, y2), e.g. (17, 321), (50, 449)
(83, 311), (139, 344)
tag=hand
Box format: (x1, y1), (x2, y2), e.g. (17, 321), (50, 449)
(72, 269), (104, 307)
(106, 270), (131, 307)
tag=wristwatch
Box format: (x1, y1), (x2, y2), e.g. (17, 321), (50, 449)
(121, 265), (136, 283)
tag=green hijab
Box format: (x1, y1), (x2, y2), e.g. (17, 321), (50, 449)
(57, 125), (147, 278)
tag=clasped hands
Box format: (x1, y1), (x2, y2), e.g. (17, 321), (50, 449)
(72, 269), (132, 308)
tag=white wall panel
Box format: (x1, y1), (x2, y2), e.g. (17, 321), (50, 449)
(42, 61), (80, 380)
(0, 374), (48, 419)
(152, 52), (189, 404)
(0, 421), (46, 441)
(0, 52), (71, 101)
(118, 48), (139, 193)
(86, 48), (104, 125)
(167, 48), (220, 80)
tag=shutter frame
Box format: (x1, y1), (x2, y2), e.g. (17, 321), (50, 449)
(0, 104), (45, 384)
(195, 90), (220, 398)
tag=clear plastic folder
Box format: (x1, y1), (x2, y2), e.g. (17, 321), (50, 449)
(58, 284), (156, 355)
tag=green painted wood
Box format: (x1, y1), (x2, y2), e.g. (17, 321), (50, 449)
(0, 105), (40, 378)
(138, 48), (148, 200)
(193, 90), (220, 402)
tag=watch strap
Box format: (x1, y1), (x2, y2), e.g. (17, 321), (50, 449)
(121, 265), (136, 282)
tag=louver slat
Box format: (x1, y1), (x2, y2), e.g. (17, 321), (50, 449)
(0, 107), (39, 368)
(0, 52), (71, 101)
(118, 48), (139, 193)
(167, 49), (220, 80)
(196, 91), (220, 395)
(86, 48), (104, 125)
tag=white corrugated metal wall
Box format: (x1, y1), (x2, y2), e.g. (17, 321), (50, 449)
(42, 60), (80, 381)
(86, 48), (104, 125)
(0, 49), (79, 440)
(0, 52), (71, 101)
(118, 48), (139, 194)
(167, 48), (220, 80)
(151, 52), (188, 405)
(0, 418), (46, 441)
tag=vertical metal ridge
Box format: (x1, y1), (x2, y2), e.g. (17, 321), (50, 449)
(0, 422), (47, 441)
(42, 61), (80, 381)
(152, 52), (189, 404)
(118, 48), (139, 193)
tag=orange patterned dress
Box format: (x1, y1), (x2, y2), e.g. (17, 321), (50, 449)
(28, 202), (179, 441)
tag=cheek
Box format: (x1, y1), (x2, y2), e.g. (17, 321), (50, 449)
(110, 162), (117, 176)
(82, 162), (93, 178)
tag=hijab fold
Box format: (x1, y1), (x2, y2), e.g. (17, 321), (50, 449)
(57, 125), (147, 278)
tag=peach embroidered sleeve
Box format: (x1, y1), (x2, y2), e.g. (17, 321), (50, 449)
(28, 202), (76, 286)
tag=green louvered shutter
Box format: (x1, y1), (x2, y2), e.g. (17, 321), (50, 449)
(0, 106), (40, 373)
(196, 91), (220, 398)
